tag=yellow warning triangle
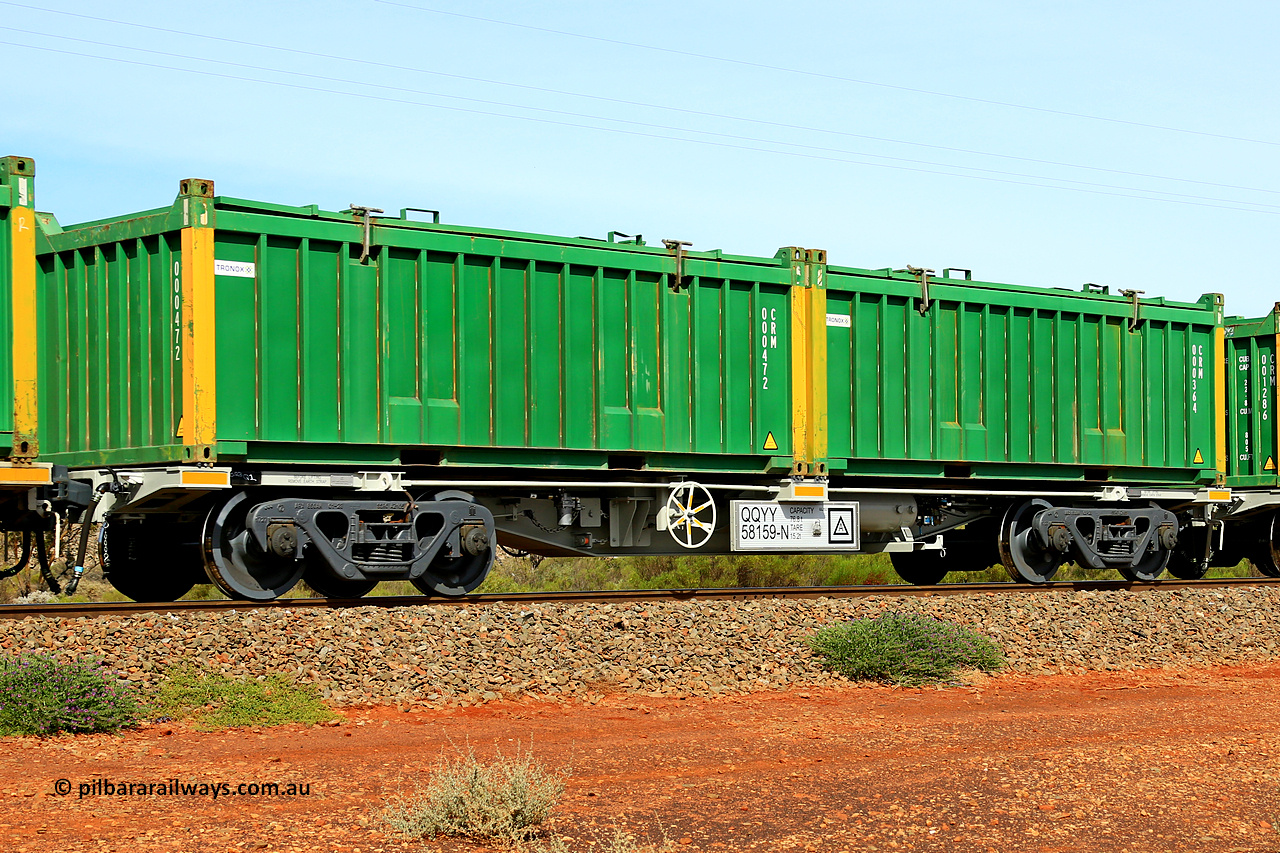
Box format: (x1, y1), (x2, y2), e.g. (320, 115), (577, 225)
(1193, 448), (1204, 465)
(763, 431), (778, 451)
(1266, 456), (1276, 471)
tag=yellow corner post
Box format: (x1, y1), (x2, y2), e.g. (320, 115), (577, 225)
(4, 155), (37, 460)
(10, 202), (37, 460)
(789, 248), (808, 471)
(1214, 323), (1226, 483)
(789, 248), (828, 477)
(179, 179), (218, 462)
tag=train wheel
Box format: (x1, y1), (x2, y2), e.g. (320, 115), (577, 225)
(411, 493), (495, 597)
(998, 499), (1065, 584)
(101, 517), (202, 602)
(202, 492), (305, 601)
(1166, 527), (1210, 580)
(1118, 541), (1171, 583)
(889, 549), (950, 586)
(411, 542), (492, 598)
(301, 554), (377, 599)
(1253, 512), (1280, 578)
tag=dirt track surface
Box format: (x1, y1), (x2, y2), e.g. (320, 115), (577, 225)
(3, 664), (1280, 852)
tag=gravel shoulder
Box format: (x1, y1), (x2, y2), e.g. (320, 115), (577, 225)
(3, 586), (1278, 707)
(3, 662), (1280, 852)
(4, 586), (1280, 851)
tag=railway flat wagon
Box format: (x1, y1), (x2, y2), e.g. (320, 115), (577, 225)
(28, 169), (1235, 601)
(34, 177), (799, 600)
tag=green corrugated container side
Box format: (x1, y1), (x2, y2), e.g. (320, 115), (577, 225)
(35, 188), (796, 472)
(35, 200), (187, 467)
(824, 267), (1224, 484)
(1224, 306), (1279, 488)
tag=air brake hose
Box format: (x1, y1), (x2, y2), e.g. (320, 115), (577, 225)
(0, 531), (31, 581)
(35, 531), (58, 595)
(65, 485), (109, 596)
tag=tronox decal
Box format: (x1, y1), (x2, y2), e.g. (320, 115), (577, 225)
(214, 260), (256, 278)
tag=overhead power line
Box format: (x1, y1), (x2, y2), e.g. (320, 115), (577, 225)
(3, 37), (1277, 218)
(370, 0), (1280, 149)
(6, 24), (1279, 213)
(4, 1), (1278, 199)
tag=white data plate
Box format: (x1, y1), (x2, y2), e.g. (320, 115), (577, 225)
(730, 501), (860, 551)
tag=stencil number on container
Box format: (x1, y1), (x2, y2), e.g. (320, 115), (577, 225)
(760, 307), (778, 391)
(173, 260), (181, 362)
(1190, 344), (1204, 414)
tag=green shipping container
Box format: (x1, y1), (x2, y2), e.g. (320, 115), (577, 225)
(25, 169), (1251, 598)
(823, 267), (1224, 484)
(33, 177), (1227, 489)
(1224, 306), (1279, 488)
(35, 181), (797, 473)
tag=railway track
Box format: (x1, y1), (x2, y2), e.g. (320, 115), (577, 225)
(3, 576), (1276, 620)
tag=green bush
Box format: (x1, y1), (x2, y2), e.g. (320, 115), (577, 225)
(0, 654), (138, 735)
(382, 746), (565, 843)
(808, 612), (1004, 686)
(479, 552), (898, 594)
(147, 668), (335, 730)
(481, 550), (1264, 594)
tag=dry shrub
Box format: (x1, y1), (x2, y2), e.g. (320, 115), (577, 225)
(382, 745), (565, 843)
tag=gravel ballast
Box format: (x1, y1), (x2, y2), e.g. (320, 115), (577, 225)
(2, 587), (1278, 706)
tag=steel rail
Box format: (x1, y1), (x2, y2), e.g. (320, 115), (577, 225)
(2, 576), (1276, 620)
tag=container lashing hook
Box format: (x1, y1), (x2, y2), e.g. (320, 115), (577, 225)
(906, 265), (935, 315)
(348, 204), (384, 264)
(1119, 289), (1144, 331)
(663, 239), (692, 291)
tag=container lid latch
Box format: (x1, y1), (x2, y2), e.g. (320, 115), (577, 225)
(903, 265), (935, 315)
(662, 239), (693, 291)
(347, 204), (384, 264)
(1119, 288), (1144, 331)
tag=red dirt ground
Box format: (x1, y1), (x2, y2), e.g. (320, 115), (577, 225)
(3, 664), (1280, 852)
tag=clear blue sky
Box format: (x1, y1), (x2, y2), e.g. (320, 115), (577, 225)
(5, 0), (1278, 317)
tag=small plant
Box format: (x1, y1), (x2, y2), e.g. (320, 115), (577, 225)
(382, 746), (565, 843)
(512, 827), (675, 853)
(808, 612), (1004, 686)
(0, 654), (138, 736)
(147, 668), (335, 730)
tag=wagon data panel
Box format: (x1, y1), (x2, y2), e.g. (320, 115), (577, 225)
(730, 501), (860, 551)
